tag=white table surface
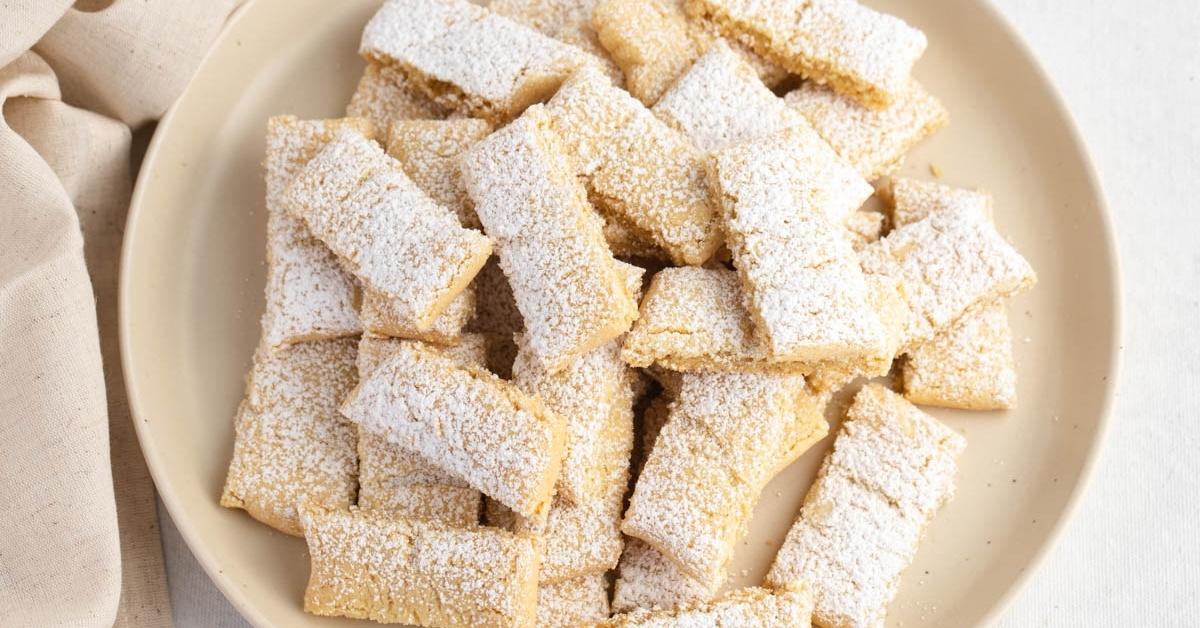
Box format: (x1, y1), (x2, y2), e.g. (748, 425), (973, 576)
(159, 1), (1200, 625)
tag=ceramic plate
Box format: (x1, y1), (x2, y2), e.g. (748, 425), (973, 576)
(120, 1), (1121, 625)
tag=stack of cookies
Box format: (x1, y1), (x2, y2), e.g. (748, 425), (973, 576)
(219, 0), (1037, 626)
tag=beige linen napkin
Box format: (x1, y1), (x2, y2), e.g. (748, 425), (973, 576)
(1, 2), (235, 626)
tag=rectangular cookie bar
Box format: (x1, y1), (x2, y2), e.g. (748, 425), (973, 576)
(300, 505), (539, 627)
(360, 0), (594, 123)
(786, 80), (948, 180)
(345, 61), (446, 132)
(358, 285), (475, 346)
(386, 118), (492, 230)
(765, 384), (965, 628)
(889, 179), (1015, 409)
(545, 67), (722, 265)
(537, 574), (611, 628)
(709, 127), (882, 362)
(602, 582), (813, 626)
(488, 0), (623, 81)
(652, 39), (807, 152)
(612, 538), (721, 614)
(859, 206), (1036, 352)
(354, 335), (486, 525)
(283, 128), (492, 331)
(220, 339), (358, 536)
(340, 341), (567, 520)
(259, 116), (368, 348)
(512, 336), (636, 504)
(460, 104), (639, 372)
(621, 371), (826, 587)
(687, 0), (927, 109)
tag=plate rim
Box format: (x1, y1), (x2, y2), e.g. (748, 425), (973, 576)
(117, 0), (1124, 625)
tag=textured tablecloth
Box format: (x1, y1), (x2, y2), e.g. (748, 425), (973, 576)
(159, 1), (1200, 625)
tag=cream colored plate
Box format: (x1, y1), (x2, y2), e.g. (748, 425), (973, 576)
(120, 0), (1120, 626)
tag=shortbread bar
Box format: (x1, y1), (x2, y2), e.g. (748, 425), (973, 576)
(486, 456), (629, 584)
(546, 67), (721, 264)
(889, 179), (1015, 409)
(488, 0), (623, 81)
(513, 336), (636, 504)
(612, 538), (719, 613)
(260, 116), (368, 348)
(220, 339), (358, 536)
(359, 286), (475, 345)
(354, 335), (486, 525)
(688, 0), (927, 109)
(300, 505), (539, 626)
(622, 371), (826, 587)
(710, 128), (883, 362)
(340, 341), (567, 520)
(360, 0), (594, 123)
(859, 206), (1036, 351)
(653, 39), (806, 152)
(283, 128), (492, 330)
(786, 80), (947, 180)
(346, 62), (446, 132)
(602, 582), (813, 626)
(460, 105), (639, 372)
(766, 384), (965, 628)
(537, 574), (612, 627)
(386, 119), (492, 230)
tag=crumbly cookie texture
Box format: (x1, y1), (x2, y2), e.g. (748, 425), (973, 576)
(687, 0), (927, 109)
(359, 286), (475, 346)
(859, 206), (1036, 352)
(282, 128), (492, 330)
(622, 371), (826, 588)
(300, 505), (539, 627)
(486, 450), (630, 584)
(460, 104), (639, 372)
(709, 127), (883, 362)
(488, 0), (624, 81)
(537, 574), (612, 627)
(612, 538), (719, 614)
(786, 79), (948, 180)
(766, 384), (965, 628)
(843, 210), (886, 251)
(593, 0), (782, 106)
(546, 66), (722, 265)
(513, 336), (637, 504)
(653, 39), (806, 152)
(345, 62), (447, 131)
(888, 176), (993, 227)
(889, 179), (1016, 410)
(354, 335), (487, 525)
(220, 339), (358, 536)
(340, 341), (567, 520)
(386, 118), (493, 230)
(360, 0), (595, 123)
(601, 581), (814, 626)
(260, 116), (369, 348)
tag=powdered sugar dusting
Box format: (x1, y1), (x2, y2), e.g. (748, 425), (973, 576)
(345, 62), (447, 132)
(710, 127), (882, 361)
(786, 79), (948, 179)
(653, 39), (806, 152)
(283, 128), (492, 330)
(340, 341), (567, 519)
(488, 0), (624, 81)
(460, 105), (638, 372)
(220, 339), (358, 536)
(300, 504), (539, 626)
(537, 574), (612, 627)
(387, 118), (492, 230)
(765, 384), (965, 628)
(889, 176), (993, 228)
(260, 116), (367, 348)
(360, 0), (595, 122)
(359, 286), (475, 345)
(613, 538), (719, 613)
(621, 371), (812, 588)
